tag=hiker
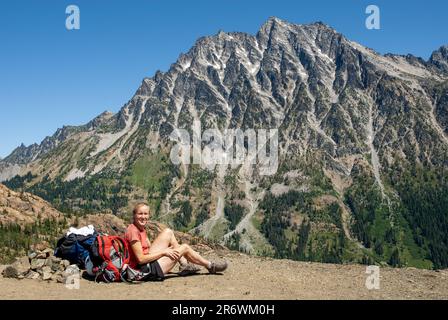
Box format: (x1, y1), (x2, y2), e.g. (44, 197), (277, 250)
(125, 203), (228, 279)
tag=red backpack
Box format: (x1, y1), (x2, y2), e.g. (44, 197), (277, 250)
(90, 235), (130, 283)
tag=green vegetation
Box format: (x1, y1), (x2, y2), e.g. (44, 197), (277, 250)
(12, 171), (132, 215)
(173, 200), (193, 231)
(344, 169), (390, 250)
(3, 171), (35, 190)
(4, 150), (181, 218)
(295, 221), (310, 260)
(260, 190), (314, 259)
(128, 153), (178, 195)
(259, 189), (364, 264)
(224, 231), (242, 251)
(257, 159), (447, 269)
(345, 162), (439, 269)
(0, 217), (68, 264)
(127, 152), (180, 216)
(190, 168), (214, 189)
(387, 163), (448, 269)
(194, 205), (209, 227)
(224, 203), (245, 231)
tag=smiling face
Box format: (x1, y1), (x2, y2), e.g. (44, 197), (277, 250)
(133, 204), (150, 230)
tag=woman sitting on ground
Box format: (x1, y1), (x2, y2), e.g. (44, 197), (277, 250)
(124, 203), (228, 279)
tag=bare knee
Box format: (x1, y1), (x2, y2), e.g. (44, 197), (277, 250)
(162, 228), (174, 238)
(179, 244), (192, 254)
(158, 257), (177, 274)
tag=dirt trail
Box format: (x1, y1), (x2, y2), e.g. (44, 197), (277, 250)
(1, 252), (447, 300)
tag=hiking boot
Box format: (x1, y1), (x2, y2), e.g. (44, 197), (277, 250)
(178, 263), (201, 276)
(207, 261), (228, 274)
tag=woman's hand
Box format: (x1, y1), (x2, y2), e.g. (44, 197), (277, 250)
(163, 248), (181, 261)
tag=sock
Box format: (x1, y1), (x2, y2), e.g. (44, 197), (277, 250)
(207, 262), (212, 269)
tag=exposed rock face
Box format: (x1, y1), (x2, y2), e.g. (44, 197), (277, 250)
(3, 18), (447, 183)
(0, 17), (447, 268)
(430, 45), (448, 73)
(0, 183), (61, 225)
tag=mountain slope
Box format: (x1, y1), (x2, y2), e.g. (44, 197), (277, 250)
(1, 17), (448, 268)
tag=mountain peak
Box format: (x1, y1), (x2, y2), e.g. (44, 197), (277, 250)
(86, 110), (115, 130)
(260, 17), (336, 34)
(430, 45), (448, 72)
(266, 16), (287, 25)
(256, 17), (340, 51)
(259, 16), (291, 34)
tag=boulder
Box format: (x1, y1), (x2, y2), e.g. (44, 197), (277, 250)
(10, 257), (31, 276)
(43, 248), (54, 257)
(51, 271), (64, 283)
(34, 241), (50, 252)
(51, 256), (62, 264)
(56, 275), (65, 283)
(0, 265), (7, 275)
(31, 258), (46, 270)
(2, 266), (18, 278)
(35, 252), (47, 259)
(28, 252), (37, 260)
(42, 266), (52, 273)
(42, 266), (52, 281)
(25, 270), (40, 280)
(16, 256), (31, 273)
(45, 258), (53, 268)
(51, 257), (62, 270)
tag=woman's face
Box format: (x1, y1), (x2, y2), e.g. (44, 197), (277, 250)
(134, 205), (150, 230)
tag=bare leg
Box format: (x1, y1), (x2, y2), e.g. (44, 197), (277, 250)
(151, 232), (226, 275)
(149, 228), (181, 251)
(149, 228), (188, 265)
(156, 256), (179, 275)
(149, 229), (211, 274)
(176, 244), (210, 268)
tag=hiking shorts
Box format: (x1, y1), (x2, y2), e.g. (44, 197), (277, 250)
(138, 260), (164, 281)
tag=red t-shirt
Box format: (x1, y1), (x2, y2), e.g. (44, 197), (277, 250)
(124, 224), (150, 268)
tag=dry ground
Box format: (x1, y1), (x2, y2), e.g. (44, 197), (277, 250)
(1, 251), (448, 300)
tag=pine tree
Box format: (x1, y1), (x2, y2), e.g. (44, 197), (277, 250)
(389, 248), (401, 267)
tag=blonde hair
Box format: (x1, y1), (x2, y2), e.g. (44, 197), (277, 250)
(133, 202), (150, 216)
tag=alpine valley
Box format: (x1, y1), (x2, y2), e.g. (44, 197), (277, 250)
(1, 17), (448, 269)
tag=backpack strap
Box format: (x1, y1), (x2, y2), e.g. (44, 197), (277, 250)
(98, 235), (112, 262)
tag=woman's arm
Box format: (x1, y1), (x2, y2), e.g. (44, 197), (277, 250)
(130, 240), (180, 265)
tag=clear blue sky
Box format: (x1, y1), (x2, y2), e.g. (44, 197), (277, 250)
(0, 0), (447, 158)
